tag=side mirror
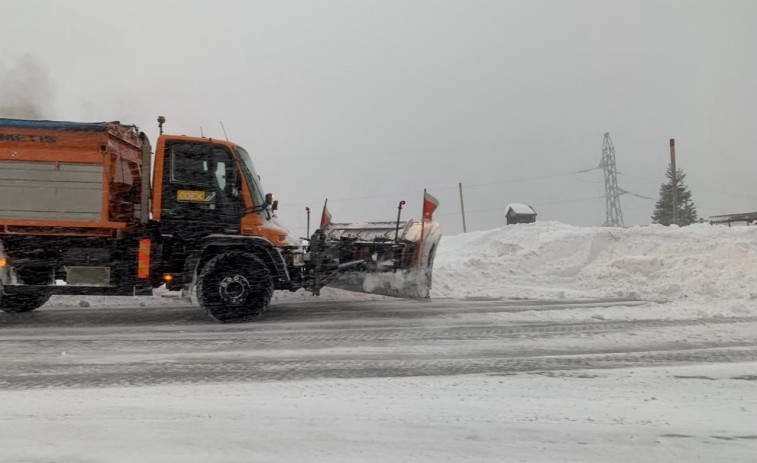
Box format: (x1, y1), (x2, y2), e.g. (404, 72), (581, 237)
(264, 193), (277, 218)
(265, 193), (278, 211)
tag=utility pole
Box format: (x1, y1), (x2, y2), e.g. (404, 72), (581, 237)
(670, 139), (678, 225)
(600, 132), (624, 227)
(459, 182), (467, 233)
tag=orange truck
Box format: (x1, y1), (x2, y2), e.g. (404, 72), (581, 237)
(0, 117), (440, 322)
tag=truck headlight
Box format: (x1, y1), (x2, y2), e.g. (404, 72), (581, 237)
(292, 253), (305, 267)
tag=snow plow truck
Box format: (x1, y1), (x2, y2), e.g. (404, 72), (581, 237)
(0, 117), (441, 322)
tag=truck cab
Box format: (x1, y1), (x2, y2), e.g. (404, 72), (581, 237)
(148, 133), (306, 320)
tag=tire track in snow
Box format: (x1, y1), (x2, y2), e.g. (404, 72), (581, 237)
(2, 346), (757, 390)
(2, 315), (755, 348)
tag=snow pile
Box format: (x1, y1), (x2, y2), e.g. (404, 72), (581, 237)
(48, 221), (757, 308)
(431, 221), (757, 302)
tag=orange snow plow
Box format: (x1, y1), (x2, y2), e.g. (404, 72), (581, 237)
(308, 192), (441, 299)
(309, 218), (442, 299)
(0, 116), (441, 322)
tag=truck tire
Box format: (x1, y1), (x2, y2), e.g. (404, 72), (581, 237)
(0, 294), (51, 313)
(196, 251), (274, 323)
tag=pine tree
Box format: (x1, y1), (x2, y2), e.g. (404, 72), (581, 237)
(651, 165), (698, 226)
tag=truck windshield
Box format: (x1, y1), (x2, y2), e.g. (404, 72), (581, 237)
(234, 146), (266, 209)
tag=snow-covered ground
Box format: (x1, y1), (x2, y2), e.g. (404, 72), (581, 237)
(433, 221), (757, 303)
(3, 364), (755, 463)
(3, 222), (757, 462)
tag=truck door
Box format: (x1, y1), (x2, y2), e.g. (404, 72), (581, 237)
(160, 141), (243, 239)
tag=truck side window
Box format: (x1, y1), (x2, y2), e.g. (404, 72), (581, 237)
(169, 143), (234, 191)
(171, 151), (213, 186)
(211, 160), (227, 190)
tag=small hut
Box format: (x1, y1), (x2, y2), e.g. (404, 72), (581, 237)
(505, 203), (536, 225)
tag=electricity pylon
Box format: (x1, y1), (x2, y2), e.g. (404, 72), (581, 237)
(600, 132), (624, 227)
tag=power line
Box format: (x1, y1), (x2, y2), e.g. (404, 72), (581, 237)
(618, 188), (653, 200)
(620, 171), (757, 202)
(434, 194), (606, 217)
(617, 172), (661, 185)
(463, 172), (576, 188)
(253, 133), (601, 165)
(278, 171), (581, 209)
(533, 195), (606, 207)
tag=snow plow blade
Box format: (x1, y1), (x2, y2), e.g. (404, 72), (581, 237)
(309, 220), (441, 299)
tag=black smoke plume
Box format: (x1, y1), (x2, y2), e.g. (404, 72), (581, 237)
(0, 56), (54, 119)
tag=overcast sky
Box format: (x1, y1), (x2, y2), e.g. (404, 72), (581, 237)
(1, 0), (755, 236)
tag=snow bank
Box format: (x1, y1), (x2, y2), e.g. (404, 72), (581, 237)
(431, 221), (757, 302)
(48, 221), (757, 308)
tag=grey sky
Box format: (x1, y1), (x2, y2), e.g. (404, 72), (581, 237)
(2, 0), (755, 236)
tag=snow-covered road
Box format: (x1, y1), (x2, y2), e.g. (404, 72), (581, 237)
(2, 364), (755, 463)
(1, 295), (757, 462)
(1, 297), (756, 389)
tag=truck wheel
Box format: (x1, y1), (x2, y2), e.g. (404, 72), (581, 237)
(196, 252), (274, 323)
(0, 294), (51, 313)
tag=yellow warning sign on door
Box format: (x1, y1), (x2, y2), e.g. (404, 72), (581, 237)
(176, 190), (206, 202)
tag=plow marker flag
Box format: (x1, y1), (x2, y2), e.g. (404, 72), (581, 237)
(320, 199), (332, 230)
(418, 189), (439, 262)
(422, 190), (439, 221)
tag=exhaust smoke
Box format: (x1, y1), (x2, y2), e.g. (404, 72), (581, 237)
(0, 56), (54, 119)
